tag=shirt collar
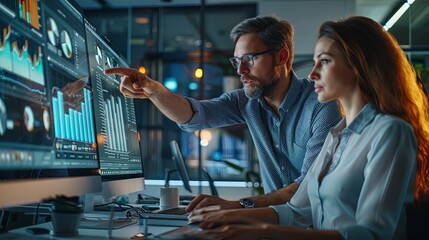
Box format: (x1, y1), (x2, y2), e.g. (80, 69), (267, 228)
(330, 103), (378, 136)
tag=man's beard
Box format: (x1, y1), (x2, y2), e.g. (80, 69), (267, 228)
(244, 80), (263, 99)
(243, 72), (280, 100)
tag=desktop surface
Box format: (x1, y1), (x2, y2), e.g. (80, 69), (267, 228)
(7, 215), (183, 240)
(156, 222), (213, 240)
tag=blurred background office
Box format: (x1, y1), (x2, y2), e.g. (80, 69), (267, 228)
(1, 0), (428, 237)
(74, 0), (429, 192)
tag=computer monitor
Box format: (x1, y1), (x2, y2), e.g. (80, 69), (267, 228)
(85, 22), (145, 200)
(169, 140), (192, 193)
(0, 0), (101, 208)
(170, 140), (218, 196)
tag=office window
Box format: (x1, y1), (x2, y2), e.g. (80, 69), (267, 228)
(84, 9), (129, 60)
(141, 5), (258, 183)
(85, 4), (258, 184)
(387, 1), (429, 91)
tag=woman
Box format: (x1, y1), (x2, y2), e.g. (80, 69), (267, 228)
(188, 16), (429, 240)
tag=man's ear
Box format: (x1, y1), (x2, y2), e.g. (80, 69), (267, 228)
(277, 48), (289, 66)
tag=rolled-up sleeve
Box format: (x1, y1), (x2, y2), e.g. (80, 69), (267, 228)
(270, 167), (314, 228)
(178, 93), (245, 131)
(177, 97), (207, 131)
(270, 204), (295, 225)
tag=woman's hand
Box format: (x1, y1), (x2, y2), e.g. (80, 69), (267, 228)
(186, 195), (241, 213)
(189, 208), (266, 229)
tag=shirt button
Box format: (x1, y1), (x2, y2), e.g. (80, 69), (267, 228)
(281, 166), (285, 170)
(275, 144), (279, 148)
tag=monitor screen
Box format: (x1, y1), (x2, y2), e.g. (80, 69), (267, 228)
(0, 0), (101, 208)
(170, 140), (192, 193)
(170, 140), (218, 196)
(85, 21), (145, 200)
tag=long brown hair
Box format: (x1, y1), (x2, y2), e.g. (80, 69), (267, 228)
(318, 16), (429, 201)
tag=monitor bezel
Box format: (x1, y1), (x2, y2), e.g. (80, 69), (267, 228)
(0, 175), (101, 209)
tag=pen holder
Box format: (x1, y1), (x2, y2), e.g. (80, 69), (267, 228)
(50, 210), (83, 237)
(48, 196), (83, 237)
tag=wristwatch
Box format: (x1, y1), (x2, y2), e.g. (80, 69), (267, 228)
(239, 198), (255, 208)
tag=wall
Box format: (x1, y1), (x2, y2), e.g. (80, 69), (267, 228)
(259, 0), (355, 55)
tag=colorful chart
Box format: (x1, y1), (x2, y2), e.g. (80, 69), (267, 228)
(0, 24), (45, 86)
(52, 88), (95, 143)
(47, 17), (59, 46)
(60, 30), (72, 59)
(18, 0), (40, 30)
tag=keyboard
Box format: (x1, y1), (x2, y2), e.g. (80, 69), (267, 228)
(93, 204), (131, 212)
(136, 198), (159, 204)
(155, 207), (187, 215)
(179, 195), (195, 201)
(79, 217), (137, 229)
(141, 207), (189, 222)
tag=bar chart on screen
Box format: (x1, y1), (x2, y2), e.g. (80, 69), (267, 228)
(17, 0), (40, 30)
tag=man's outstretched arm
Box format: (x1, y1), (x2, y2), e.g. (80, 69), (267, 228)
(105, 67), (193, 123)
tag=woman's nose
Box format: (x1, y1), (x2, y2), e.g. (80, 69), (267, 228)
(308, 66), (319, 81)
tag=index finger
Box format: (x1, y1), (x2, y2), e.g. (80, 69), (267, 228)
(104, 67), (138, 76)
(194, 205), (221, 216)
(186, 194), (208, 212)
(188, 204), (220, 220)
(186, 194), (213, 212)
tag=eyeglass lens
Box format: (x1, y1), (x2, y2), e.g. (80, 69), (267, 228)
(230, 55), (253, 69)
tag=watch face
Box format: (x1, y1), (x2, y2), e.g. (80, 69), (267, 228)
(240, 198), (255, 208)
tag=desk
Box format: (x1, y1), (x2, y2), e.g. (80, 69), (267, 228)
(5, 211), (181, 240)
(8, 222), (175, 239)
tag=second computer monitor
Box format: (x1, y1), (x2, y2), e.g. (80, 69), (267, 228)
(170, 140), (192, 193)
(85, 22), (144, 200)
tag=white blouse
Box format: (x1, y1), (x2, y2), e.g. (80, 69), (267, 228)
(271, 103), (417, 240)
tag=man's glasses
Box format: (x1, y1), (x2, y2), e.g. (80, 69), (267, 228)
(229, 49), (274, 69)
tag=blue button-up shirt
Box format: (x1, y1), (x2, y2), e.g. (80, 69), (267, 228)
(178, 72), (341, 193)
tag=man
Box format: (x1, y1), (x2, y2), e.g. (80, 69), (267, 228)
(105, 16), (341, 211)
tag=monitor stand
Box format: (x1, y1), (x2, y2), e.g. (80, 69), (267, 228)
(80, 199), (137, 230)
(202, 169), (219, 197)
(82, 194), (132, 212)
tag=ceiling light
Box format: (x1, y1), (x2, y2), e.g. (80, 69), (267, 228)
(383, 0), (415, 31)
